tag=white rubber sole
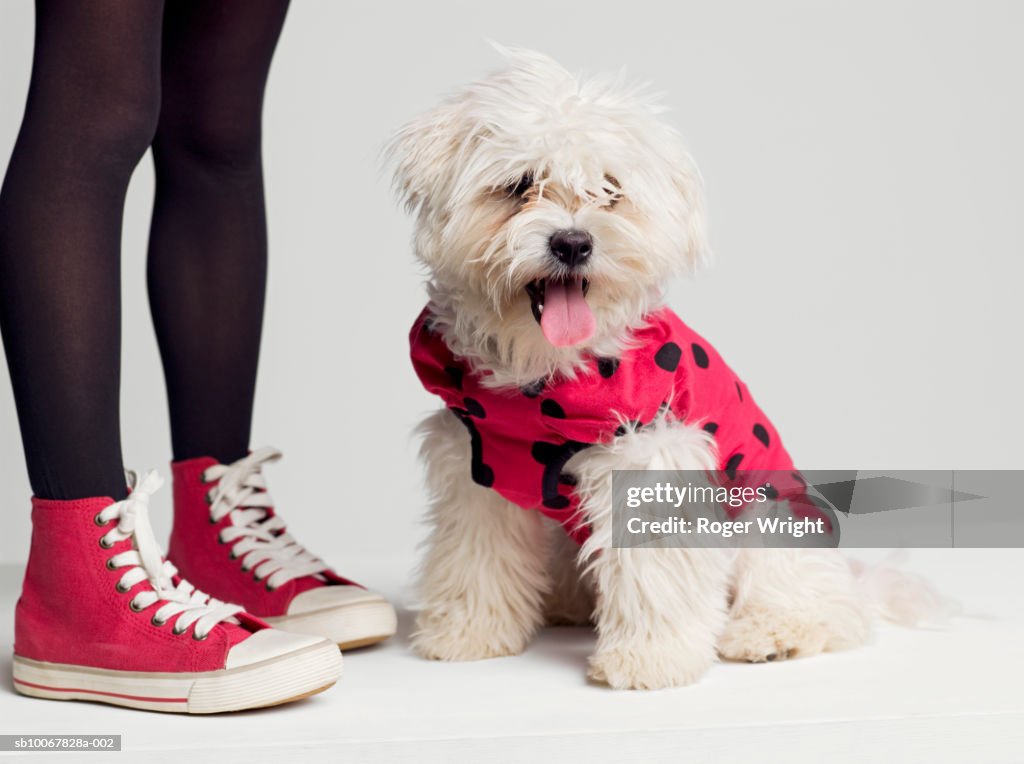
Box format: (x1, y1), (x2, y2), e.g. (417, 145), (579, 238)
(265, 599), (398, 650)
(12, 640), (342, 714)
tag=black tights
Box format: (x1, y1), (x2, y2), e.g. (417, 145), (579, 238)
(0, 0), (290, 500)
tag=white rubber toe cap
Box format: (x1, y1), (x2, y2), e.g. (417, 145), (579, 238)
(285, 585), (387, 616)
(225, 628), (330, 670)
(264, 586), (398, 648)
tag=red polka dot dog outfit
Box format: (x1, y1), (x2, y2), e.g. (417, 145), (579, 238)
(411, 306), (826, 544)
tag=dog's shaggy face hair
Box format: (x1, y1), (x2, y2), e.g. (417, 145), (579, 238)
(390, 49), (709, 385)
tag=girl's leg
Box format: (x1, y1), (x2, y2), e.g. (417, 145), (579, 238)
(5, 2), (345, 714)
(155, 5), (396, 651)
(148, 0), (290, 465)
(0, 0), (164, 500)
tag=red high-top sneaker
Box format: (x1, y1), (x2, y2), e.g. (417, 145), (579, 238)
(13, 471), (342, 713)
(169, 448), (397, 650)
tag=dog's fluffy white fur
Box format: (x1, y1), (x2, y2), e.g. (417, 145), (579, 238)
(391, 48), (939, 689)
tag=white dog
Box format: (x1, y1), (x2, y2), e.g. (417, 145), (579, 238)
(390, 48), (938, 689)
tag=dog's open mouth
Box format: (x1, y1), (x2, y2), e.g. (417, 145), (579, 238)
(526, 277), (595, 348)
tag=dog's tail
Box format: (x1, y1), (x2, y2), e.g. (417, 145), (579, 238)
(851, 552), (959, 626)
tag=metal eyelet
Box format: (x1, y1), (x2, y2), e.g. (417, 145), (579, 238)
(205, 489), (216, 507)
(217, 533), (226, 545)
(266, 583), (277, 592)
(172, 626), (185, 636)
(115, 581), (131, 594)
(129, 599), (144, 613)
(192, 631), (209, 641)
(228, 549), (238, 560)
(151, 615), (166, 627)
(106, 558), (118, 571)
(93, 512), (109, 526)
(99, 536), (114, 550)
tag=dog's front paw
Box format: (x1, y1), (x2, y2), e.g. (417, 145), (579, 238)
(412, 609), (533, 661)
(718, 608), (829, 663)
(588, 641), (713, 690)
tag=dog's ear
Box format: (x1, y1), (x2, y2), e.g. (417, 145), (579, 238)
(386, 101), (463, 215)
(670, 150), (712, 270)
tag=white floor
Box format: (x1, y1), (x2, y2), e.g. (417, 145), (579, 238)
(0, 550), (1021, 763)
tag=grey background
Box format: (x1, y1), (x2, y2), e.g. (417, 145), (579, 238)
(1, 0), (1021, 567)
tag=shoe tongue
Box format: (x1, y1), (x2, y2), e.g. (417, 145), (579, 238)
(540, 278), (596, 347)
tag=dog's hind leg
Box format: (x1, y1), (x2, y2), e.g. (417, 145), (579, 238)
(719, 548), (872, 663)
(571, 418), (732, 689)
(412, 410), (551, 661)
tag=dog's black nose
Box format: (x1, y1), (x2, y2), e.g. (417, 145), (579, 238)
(549, 229), (593, 268)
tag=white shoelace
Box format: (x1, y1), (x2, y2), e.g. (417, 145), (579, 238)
(97, 470), (244, 640)
(203, 448), (330, 591)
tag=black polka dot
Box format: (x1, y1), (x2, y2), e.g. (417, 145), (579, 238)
(531, 441), (561, 465)
(752, 424), (770, 448)
(655, 342), (683, 372)
(451, 406), (493, 489)
(724, 453), (744, 481)
(543, 495), (571, 510)
(444, 365), (464, 391)
(534, 439), (590, 511)
(736, 382), (744, 402)
(690, 343), (709, 369)
(702, 422), (719, 435)
(762, 484), (779, 500)
(521, 379), (545, 398)
(597, 357), (620, 378)
(541, 399), (566, 418)
(462, 397), (485, 419)
(472, 464), (495, 487)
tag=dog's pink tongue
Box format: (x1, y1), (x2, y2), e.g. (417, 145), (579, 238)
(540, 279), (596, 347)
